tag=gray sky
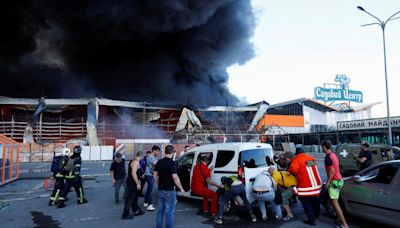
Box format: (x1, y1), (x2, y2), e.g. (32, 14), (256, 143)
(228, 0), (400, 118)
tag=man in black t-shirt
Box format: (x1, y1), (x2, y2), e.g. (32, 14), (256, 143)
(153, 145), (185, 228)
(110, 153), (126, 203)
(355, 142), (372, 171)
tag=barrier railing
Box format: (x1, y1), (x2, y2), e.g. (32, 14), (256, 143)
(0, 135), (20, 185)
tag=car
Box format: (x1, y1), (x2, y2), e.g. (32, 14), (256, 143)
(176, 143), (275, 206)
(340, 160), (400, 227)
(335, 143), (400, 176)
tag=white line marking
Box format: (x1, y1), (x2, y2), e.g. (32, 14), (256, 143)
(73, 217), (100, 222)
(2, 194), (50, 202)
(0, 189), (44, 195)
(37, 164), (47, 169)
(175, 208), (199, 212)
(33, 181), (45, 190)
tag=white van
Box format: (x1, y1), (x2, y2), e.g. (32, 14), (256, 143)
(176, 143), (275, 205)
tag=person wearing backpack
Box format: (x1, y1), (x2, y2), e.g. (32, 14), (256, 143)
(48, 148), (69, 206)
(122, 151), (145, 219)
(269, 166), (297, 221)
(138, 151), (150, 197)
(57, 146), (88, 208)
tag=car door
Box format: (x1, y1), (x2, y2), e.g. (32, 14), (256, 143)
(343, 163), (399, 224)
(176, 152), (195, 192)
(213, 150), (236, 191)
(389, 167), (400, 226)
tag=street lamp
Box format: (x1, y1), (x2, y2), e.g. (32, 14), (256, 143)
(357, 6), (400, 145)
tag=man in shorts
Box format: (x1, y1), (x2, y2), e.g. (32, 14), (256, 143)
(321, 140), (348, 228)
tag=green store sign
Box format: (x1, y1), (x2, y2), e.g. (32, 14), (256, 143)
(314, 75), (363, 103)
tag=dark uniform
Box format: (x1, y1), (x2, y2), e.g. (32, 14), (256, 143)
(57, 146), (88, 208)
(49, 154), (68, 206)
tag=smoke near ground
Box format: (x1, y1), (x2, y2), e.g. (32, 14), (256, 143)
(0, 1), (255, 105)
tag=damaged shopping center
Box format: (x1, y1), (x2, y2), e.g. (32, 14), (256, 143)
(0, 97), (269, 161)
(0, 96), (394, 162)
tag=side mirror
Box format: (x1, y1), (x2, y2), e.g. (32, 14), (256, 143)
(353, 175), (362, 183)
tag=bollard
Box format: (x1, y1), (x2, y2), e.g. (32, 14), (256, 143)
(44, 179), (49, 189)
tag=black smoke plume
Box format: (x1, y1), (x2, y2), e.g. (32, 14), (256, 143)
(0, 0), (255, 105)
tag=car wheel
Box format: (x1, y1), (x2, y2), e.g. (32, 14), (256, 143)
(324, 202), (337, 219)
(221, 199), (235, 215)
(339, 198), (347, 214)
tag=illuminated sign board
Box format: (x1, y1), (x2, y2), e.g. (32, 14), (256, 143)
(314, 75), (363, 103)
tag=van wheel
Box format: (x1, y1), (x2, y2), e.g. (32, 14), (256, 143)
(222, 199), (235, 215)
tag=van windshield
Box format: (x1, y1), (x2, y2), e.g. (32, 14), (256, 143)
(239, 148), (274, 168)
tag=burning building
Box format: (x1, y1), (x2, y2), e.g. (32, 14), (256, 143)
(0, 97), (269, 146)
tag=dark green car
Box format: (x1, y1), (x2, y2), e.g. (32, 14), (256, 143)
(340, 160), (400, 227)
(335, 143), (400, 177)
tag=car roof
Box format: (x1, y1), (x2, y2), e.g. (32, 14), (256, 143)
(361, 160), (400, 171)
(186, 142), (272, 153)
(375, 160), (400, 165)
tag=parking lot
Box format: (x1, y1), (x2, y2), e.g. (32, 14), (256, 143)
(0, 159), (389, 228)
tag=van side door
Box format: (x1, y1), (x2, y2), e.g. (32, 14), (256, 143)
(176, 152), (195, 192)
(213, 150), (236, 190)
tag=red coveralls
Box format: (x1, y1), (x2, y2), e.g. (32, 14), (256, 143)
(191, 163), (218, 215)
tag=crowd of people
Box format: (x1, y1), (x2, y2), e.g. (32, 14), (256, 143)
(184, 140), (351, 227)
(110, 145), (186, 228)
(47, 141), (375, 228)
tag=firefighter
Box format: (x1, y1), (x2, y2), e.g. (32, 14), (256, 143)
(288, 147), (322, 226)
(57, 146), (88, 208)
(48, 147), (69, 206)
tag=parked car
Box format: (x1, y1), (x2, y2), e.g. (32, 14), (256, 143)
(335, 143), (400, 176)
(176, 143), (275, 206)
(340, 160), (400, 227)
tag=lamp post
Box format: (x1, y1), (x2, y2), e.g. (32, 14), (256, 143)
(357, 6), (400, 145)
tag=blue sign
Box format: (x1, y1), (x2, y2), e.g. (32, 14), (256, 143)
(314, 75), (363, 103)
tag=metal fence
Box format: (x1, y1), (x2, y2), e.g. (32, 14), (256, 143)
(0, 143), (19, 185)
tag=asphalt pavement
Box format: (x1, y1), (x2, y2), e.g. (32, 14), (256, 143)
(0, 154), (388, 228)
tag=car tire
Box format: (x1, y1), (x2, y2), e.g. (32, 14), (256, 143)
(324, 202), (337, 219)
(221, 199), (235, 215)
(338, 198), (347, 214)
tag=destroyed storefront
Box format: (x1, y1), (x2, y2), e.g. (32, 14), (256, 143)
(0, 98), (269, 147)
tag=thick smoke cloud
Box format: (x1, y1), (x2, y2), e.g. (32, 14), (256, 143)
(0, 0), (255, 105)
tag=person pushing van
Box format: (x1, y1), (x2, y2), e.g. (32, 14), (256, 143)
(214, 176), (257, 225)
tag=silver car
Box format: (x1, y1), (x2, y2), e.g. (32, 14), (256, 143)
(340, 160), (400, 227)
